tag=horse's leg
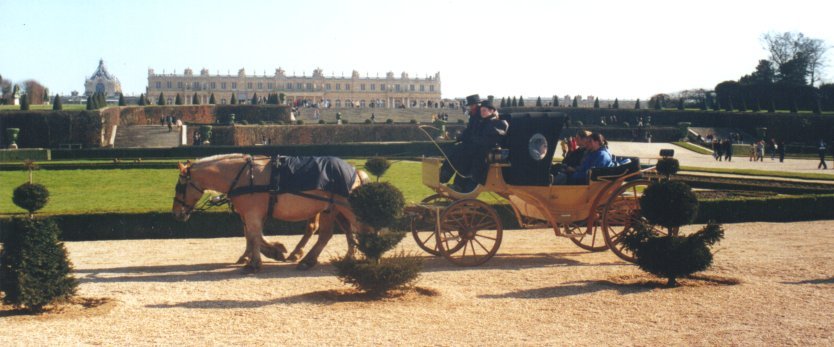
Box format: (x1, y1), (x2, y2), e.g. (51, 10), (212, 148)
(259, 236), (287, 261)
(236, 222), (252, 264)
(288, 214), (319, 261)
(297, 211), (335, 270)
(335, 213), (356, 260)
(241, 215), (265, 271)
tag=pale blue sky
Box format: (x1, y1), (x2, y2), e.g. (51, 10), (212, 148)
(1, 0), (832, 99)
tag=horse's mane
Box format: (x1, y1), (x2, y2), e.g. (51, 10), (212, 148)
(195, 153), (246, 164)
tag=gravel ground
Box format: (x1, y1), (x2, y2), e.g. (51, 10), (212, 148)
(1, 221), (832, 346)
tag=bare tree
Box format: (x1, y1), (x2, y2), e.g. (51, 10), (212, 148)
(23, 80), (47, 105)
(762, 32), (829, 86)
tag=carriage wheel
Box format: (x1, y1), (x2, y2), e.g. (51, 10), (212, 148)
(567, 207), (607, 252)
(601, 180), (666, 263)
(410, 194), (458, 256)
(436, 199), (503, 266)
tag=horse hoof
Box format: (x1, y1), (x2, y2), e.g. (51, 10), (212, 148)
(235, 256), (248, 265)
(296, 261), (316, 270)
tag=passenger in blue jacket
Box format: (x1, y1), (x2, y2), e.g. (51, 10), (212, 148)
(440, 98), (509, 192)
(568, 132), (614, 184)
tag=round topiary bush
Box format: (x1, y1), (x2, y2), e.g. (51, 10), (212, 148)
(385, 119), (393, 124)
(655, 157), (680, 177)
(349, 182), (405, 231)
(457, 119), (464, 124)
(640, 181), (698, 229)
(318, 119), (326, 124)
(13, 183), (49, 214)
(1, 217), (78, 310)
(409, 119), (417, 124)
(364, 119), (372, 124)
(623, 220), (724, 287)
(364, 157), (391, 181)
(296, 119), (304, 125)
(356, 229), (406, 260)
(332, 252), (422, 295)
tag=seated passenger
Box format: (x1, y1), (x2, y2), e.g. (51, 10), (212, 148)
(440, 98), (509, 192)
(567, 132), (614, 185)
(551, 130), (591, 184)
(553, 133), (614, 184)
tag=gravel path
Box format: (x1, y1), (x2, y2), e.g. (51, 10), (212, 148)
(2, 221), (832, 345)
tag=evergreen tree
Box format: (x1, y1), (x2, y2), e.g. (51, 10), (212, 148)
(751, 98), (761, 112)
(635, 99), (641, 109)
(767, 99), (776, 113)
(593, 97), (600, 108)
(175, 93), (183, 105)
(654, 98), (662, 110)
(613, 98), (619, 109)
(52, 94), (62, 110)
(138, 93), (146, 106)
(43, 88), (50, 103)
(725, 97), (733, 112)
(85, 95), (93, 110)
(278, 93), (285, 104)
(118, 93), (126, 106)
(230, 93), (238, 105)
(711, 99), (720, 111)
(677, 98), (685, 110)
(511, 96), (517, 107)
(97, 92), (106, 108)
(572, 96), (578, 108)
(209, 93), (216, 104)
(518, 96), (525, 107)
(20, 94), (29, 110)
(789, 98), (798, 113)
(536, 96), (543, 107)
(500, 97), (506, 108)
(739, 98), (747, 112)
(158, 92), (166, 106)
(251, 93), (259, 105)
(813, 96), (822, 114)
(192, 93), (199, 105)
(553, 95), (559, 107)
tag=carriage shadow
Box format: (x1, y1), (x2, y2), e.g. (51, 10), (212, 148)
(477, 279), (654, 300)
(77, 250), (622, 284)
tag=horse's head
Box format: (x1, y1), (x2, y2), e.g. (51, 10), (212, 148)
(354, 169), (370, 190)
(172, 161), (204, 222)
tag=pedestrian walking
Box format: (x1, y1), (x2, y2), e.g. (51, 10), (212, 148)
(778, 140), (785, 163)
(818, 140), (828, 169)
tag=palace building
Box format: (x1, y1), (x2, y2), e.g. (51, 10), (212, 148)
(146, 67), (442, 108)
(85, 59), (122, 97)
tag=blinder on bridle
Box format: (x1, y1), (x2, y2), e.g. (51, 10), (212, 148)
(173, 165), (205, 215)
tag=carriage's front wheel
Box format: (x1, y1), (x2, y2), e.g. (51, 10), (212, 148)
(601, 180), (666, 263)
(567, 207), (607, 252)
(436, 199), (503, 266)
(410, 194), (456, 256)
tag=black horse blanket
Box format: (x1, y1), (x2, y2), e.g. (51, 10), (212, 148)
(275, 156), (357, 198)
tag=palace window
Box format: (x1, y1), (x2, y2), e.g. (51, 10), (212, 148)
(381, 84), (386, 91)
(419, 85), (425, 92)
(345, 84), (350, 91)
(258, 82), (263, 89)
(193, 82), (200, 89)
(409, 84), (415, 91)
(155, 81), (161, 89)
(231, 82), (237, 89)
(166, 81), (172, 88)
(177, 82), (183, 89)
(221, 82), (226, 90)
(360, 100), (366, 108)
(395, 84), (401, 92)
(247, 82), (252, 89)
(268, 83), (273, 89)
(296, 83), (302, 90)
(306, 83), (312, 91)
(430, 85), (434, 92)
(335, 84), (340, 90)
(325, 84), (331, 91)
(370, 84), (375, 91)
(335, 100), (341, 107)
(211, 82), (216, 89)
(360, 84), (365, 91)
(287, 83), (293, 89)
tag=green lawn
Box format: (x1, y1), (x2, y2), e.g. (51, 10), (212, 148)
(679, 166), (834, 181)
(0, 104), (86, 111)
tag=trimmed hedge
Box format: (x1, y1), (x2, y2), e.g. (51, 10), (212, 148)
(51, 142), (458, 160)
(2, 194), (832, 242)
(0, 148), (51, 162)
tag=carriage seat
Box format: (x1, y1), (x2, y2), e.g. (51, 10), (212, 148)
(589, 156), (641, 181)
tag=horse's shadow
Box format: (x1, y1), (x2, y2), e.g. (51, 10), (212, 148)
(781, 277), (834, 285)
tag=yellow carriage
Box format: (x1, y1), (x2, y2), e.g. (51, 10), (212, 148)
(409, 112), (663, 266)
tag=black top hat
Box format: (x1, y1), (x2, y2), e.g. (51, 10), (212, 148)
(480, 99), (497, 110)
(465, 94), (481, 106)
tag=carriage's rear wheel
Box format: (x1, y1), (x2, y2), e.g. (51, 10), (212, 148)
(410, 194), (458, 256)
(601, 180), (666, 263)
(567, 207), (607, 252)
(436, 199), (503, 266)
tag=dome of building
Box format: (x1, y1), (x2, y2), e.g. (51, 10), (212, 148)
(84, 59), (122, 97)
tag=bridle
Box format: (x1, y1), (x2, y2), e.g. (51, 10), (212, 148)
(173, 165), (205, 216)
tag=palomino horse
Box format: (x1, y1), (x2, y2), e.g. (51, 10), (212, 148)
(172, 154), (369, 270)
